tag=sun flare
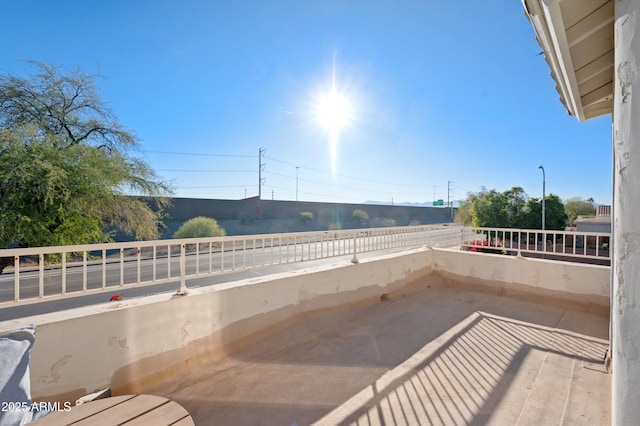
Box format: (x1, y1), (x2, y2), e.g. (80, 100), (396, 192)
(312, 58), (356, 173)
(315, 89), (353, 133)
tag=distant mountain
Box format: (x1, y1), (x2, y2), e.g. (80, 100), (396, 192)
(363, 200), (460, 208)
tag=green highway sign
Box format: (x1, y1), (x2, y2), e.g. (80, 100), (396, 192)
(433, 199), (444, 206)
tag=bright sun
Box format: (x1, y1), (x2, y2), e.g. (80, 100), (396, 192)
(315, 89), (353, 133)
(311, 57), (356, 173)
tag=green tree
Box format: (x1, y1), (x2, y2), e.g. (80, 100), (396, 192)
(173, 217), (226, 238)
(0, 62), (172, 272)
(564, 197), (596, 222)
(455, 187), (566, 230)
(503, 186), (528, 228)
(545, 194), (569, 230)
(454, 196), (474, 225)
(521, 194), (568, 230)
(471, 189), (509, 227)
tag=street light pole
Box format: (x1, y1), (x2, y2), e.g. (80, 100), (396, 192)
(538, 165), (546, 230)
(538, 165), (546, 255)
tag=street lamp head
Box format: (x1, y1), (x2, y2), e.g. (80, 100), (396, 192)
(538, 165), (543, 170)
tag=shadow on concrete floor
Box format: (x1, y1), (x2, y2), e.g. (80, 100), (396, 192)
(140, 278), (610, 426)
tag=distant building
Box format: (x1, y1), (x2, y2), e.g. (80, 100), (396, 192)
(597, 205), (611, 217)
(570, 205), (612, 233)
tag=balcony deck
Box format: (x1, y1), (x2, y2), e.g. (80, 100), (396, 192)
(138, 278), (610, 425)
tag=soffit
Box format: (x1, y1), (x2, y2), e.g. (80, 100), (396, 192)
(522, 0), (613, 121)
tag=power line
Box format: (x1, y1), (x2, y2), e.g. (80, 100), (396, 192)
(265, 155), (436, 188)
(263, 170), (430, 197)
(145, 149), (442, 190)
(143, 150), (256, 158)
(180, 184), (255, 189)
(157, 169), (254, 173)
(143, 148), (451, 200)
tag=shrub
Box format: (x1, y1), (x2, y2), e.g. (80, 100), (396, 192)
(300, 211), (314, 225)
(409, 220), (420, 226)
(240, 212), (257, 225)
(352, 209), (369, 226)
(382, 218), (396, 227)
(173, 217), (226, 238)
(328, 222), (342, 230)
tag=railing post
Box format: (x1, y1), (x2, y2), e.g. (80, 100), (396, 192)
(102, 249), (106, 289)
(39, 254), (44, 298)
(14, 255), (19, 302)
(351, 232), (359, 264)
(61, 252), (67, 295)
(177, 243), (189, 296)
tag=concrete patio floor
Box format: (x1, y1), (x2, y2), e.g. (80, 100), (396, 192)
(139, 277), (610, 425)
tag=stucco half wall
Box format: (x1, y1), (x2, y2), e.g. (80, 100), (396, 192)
(14, 248), (609, 402)
(432, 248), (610, 311)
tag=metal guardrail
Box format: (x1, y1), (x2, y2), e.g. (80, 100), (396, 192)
(0, 225), (465, 305)
(461, 227), (611, 262)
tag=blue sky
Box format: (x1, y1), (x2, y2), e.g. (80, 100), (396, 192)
(2, 0), (613, 205)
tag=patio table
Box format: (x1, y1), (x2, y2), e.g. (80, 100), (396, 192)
(30, 394), (194, 425)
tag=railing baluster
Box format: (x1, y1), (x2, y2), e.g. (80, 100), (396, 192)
(137, 247), (141, 284)
(195, 243), (200, 276)
(39, 254), (44, 298)
(153, 246), (157, 282)
(209, 241), (213, 273)
(233, 240), (237, 271)
(14, 256), (19, 301)
(221, 241), (226, 272)
(245, 240), (249, 269)
(62, 252), (67, 295)
(120, 248), (124, 286)
(177, 243), (188, 295)
(83, 251), (87, 291)
(102, 249), (106, 289)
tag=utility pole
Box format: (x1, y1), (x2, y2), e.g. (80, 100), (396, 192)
(258, 147), (266, 200)
(539, 165), (546, 257)
(447, 181), (455, 219)
(257, 147), (266, 218)
(296, 166), (299, 202)
(538, 165), (546, 232)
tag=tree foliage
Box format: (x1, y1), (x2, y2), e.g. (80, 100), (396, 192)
(455, 186), (568, 230)
(0, 62), (134, 149)
(564, 197), (596, 222)
(173, 217), (226, 239)
(0, 62), (172, 263)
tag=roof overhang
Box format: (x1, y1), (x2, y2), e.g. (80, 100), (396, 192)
(522, 0), (614, 121)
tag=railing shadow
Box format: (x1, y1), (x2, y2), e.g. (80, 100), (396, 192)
(316, 312), (608, 425)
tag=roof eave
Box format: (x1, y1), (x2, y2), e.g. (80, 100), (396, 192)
(523, 0), (585, 120)
(522, 0), (614, 122)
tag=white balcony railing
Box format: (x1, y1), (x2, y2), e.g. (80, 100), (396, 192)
(461, 227), (611, 263)
(0, 225), (465, 306)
